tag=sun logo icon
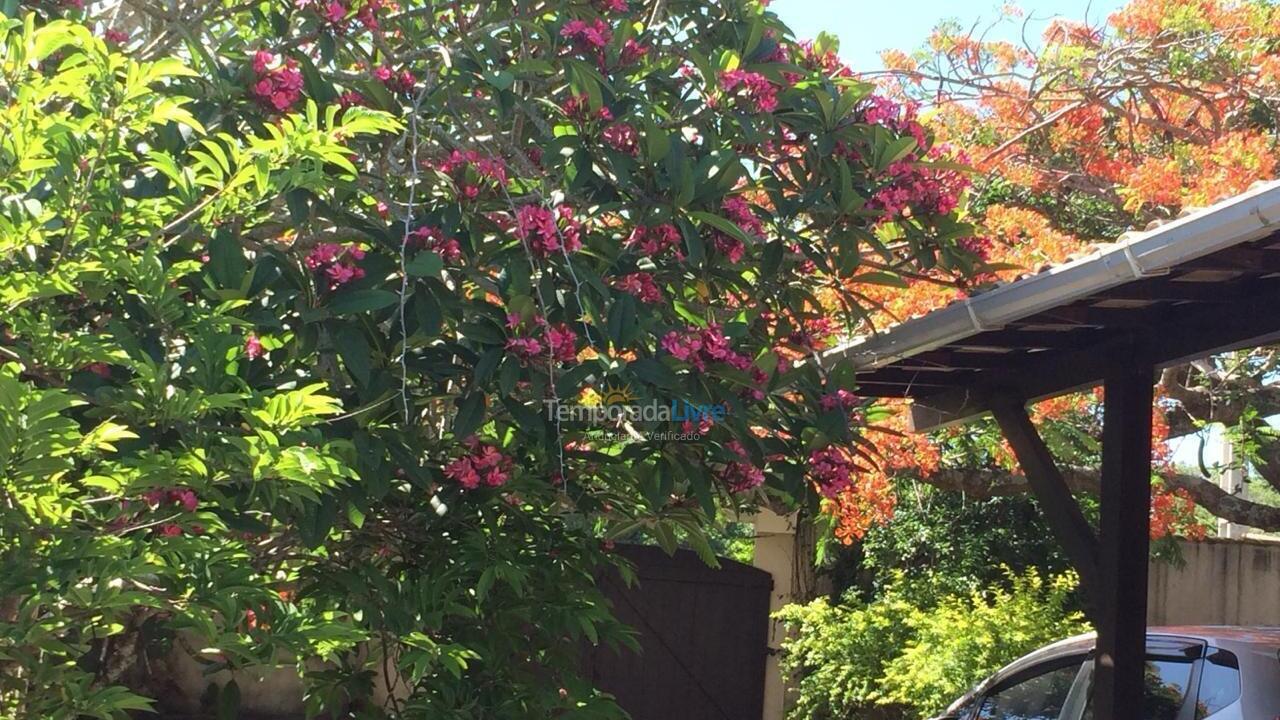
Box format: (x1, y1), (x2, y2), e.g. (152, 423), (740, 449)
(598, 380), (635, 407)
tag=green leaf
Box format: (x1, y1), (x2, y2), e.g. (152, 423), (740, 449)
(327, 289), (398, 315)
(406, 251), (443, 277)
(333, 323), (373, 386)
(453, 393), (485, 438)
(628, 358), (679, 388)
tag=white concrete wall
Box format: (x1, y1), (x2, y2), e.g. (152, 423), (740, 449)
(1148, 538), (1280, 626)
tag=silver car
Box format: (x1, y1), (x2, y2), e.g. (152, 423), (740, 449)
(934, 626), (1280, 719)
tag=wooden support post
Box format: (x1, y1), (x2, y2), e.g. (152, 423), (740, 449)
(990, 396), (1101, 604)
(1092, 361), (1155, 720)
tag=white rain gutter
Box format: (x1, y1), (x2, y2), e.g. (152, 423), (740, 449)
(821, 179), (1280, 371)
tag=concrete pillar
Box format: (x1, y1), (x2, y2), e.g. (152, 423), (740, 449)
(1217, 437), (1247, 539)
(750, 509), (798, 720)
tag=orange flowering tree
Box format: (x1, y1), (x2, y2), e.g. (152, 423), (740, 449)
(823, 0), (1280, 545)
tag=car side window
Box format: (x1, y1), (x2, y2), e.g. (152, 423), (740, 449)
(1080, 657), (1196, 720)
(1193, 648), (1241, 719)
(976, 661), (1084, 720)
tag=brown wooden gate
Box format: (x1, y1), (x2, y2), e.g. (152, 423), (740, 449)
(583, 544), (773, 720)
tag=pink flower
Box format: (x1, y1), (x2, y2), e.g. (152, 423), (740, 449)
(611, 272), (662, 303)
(514, 205), (583, 257)
(620, 39), (649, 65)
(172, 489), (199, 512)
(595, 0), (628, 11)
(374, 65), (415, 93)
(721, 441), (764, 493)
(545, 323), (579, 363)
(305, 243), (366, 289)
(713, 233), (745, 263)
(159, 524), (183, 537)
(323, 0), (347, 24)
(338, 90), (366, 108)
(561, 18), (612, 51)
(245, 334), (264, 359)
(432, 149), (508, 195)
(721, 196), (764, 237)
(249, 53), (304, 113)
(84, 362), (111, 378)
(661, 323), (759, 374)
(506, 336), (544, 361)
(252, 50), (274, 74)
(602, 123), (639, 155)
(788, 317), (836, 352)
(809, 446), (856, 498)
(326, 263), (358, 285)
(820, 389), (859, 412)
(560, 94), (614, 122)
(444, 439), (513, 489)
(355, 0), (383, 29)
(718, 70), (778, 113)
(104, 28), (128, 44)
(409, 226), (462, 263)
(624, 223), (683, 258)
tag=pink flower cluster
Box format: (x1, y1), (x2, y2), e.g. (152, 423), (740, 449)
(858, 96), (930, 163)
(305, 243), (366, 288)
(143, 487), (199, 512)
(250, 51), (304, 113)
(373, 65), (415, 93)
(721, 440), (765, 493)
(809, 446), (856, 498)
(722, 196), (764, 237)
(561, 18), (612, 63)
(610, 272), (662, 303)
(514, 205), (583, 257)
(820, 389), (860, 412)
(595, 0), (628, 11)
(409, 226), (462, 263)
(602, 123), (639, 155)
(562, 93), (614, 122)
(444, 438), (513, 490)
(620, 38), (650, 66)
(957, 235), (994, 261)
(301, 0), (384, 32)
(433, 149), (508, 199)
(624, 223), (682, 258)
(245, 334), (264, 359)
(660, 323), (769, 398)
(712, 197), (764, 263)
(505, 314), (579, 364)
(338, 90), (367, 108)
(718, 70), (778, 113)
(794, 39), (851, 77)
(104, 28), (129, 44)
(868, 158), (970, 220)
(787, 316), (836, 352)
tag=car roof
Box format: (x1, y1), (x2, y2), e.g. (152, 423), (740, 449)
(1000, 626), (1280, 674)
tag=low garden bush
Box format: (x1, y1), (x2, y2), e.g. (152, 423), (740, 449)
(776, 568), (1089, 720)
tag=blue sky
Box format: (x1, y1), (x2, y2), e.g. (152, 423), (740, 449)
(771, 0), (1126, 72)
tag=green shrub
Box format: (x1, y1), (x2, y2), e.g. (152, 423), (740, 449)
(776, 568), (1090, 720)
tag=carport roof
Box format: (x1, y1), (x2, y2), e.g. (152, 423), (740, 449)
(822, 179), (1280, 431)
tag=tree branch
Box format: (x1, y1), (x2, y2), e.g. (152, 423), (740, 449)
(911, 465), (1280, 532)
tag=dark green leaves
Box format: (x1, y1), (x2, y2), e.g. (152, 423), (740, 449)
(326, 289), (398, 315)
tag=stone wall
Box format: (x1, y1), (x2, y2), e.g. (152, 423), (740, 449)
(1148, 538), (1280, 626)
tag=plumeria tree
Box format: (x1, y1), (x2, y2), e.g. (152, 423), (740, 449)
(817, 0), (1280, 548)
(0, 0), (983, 717)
